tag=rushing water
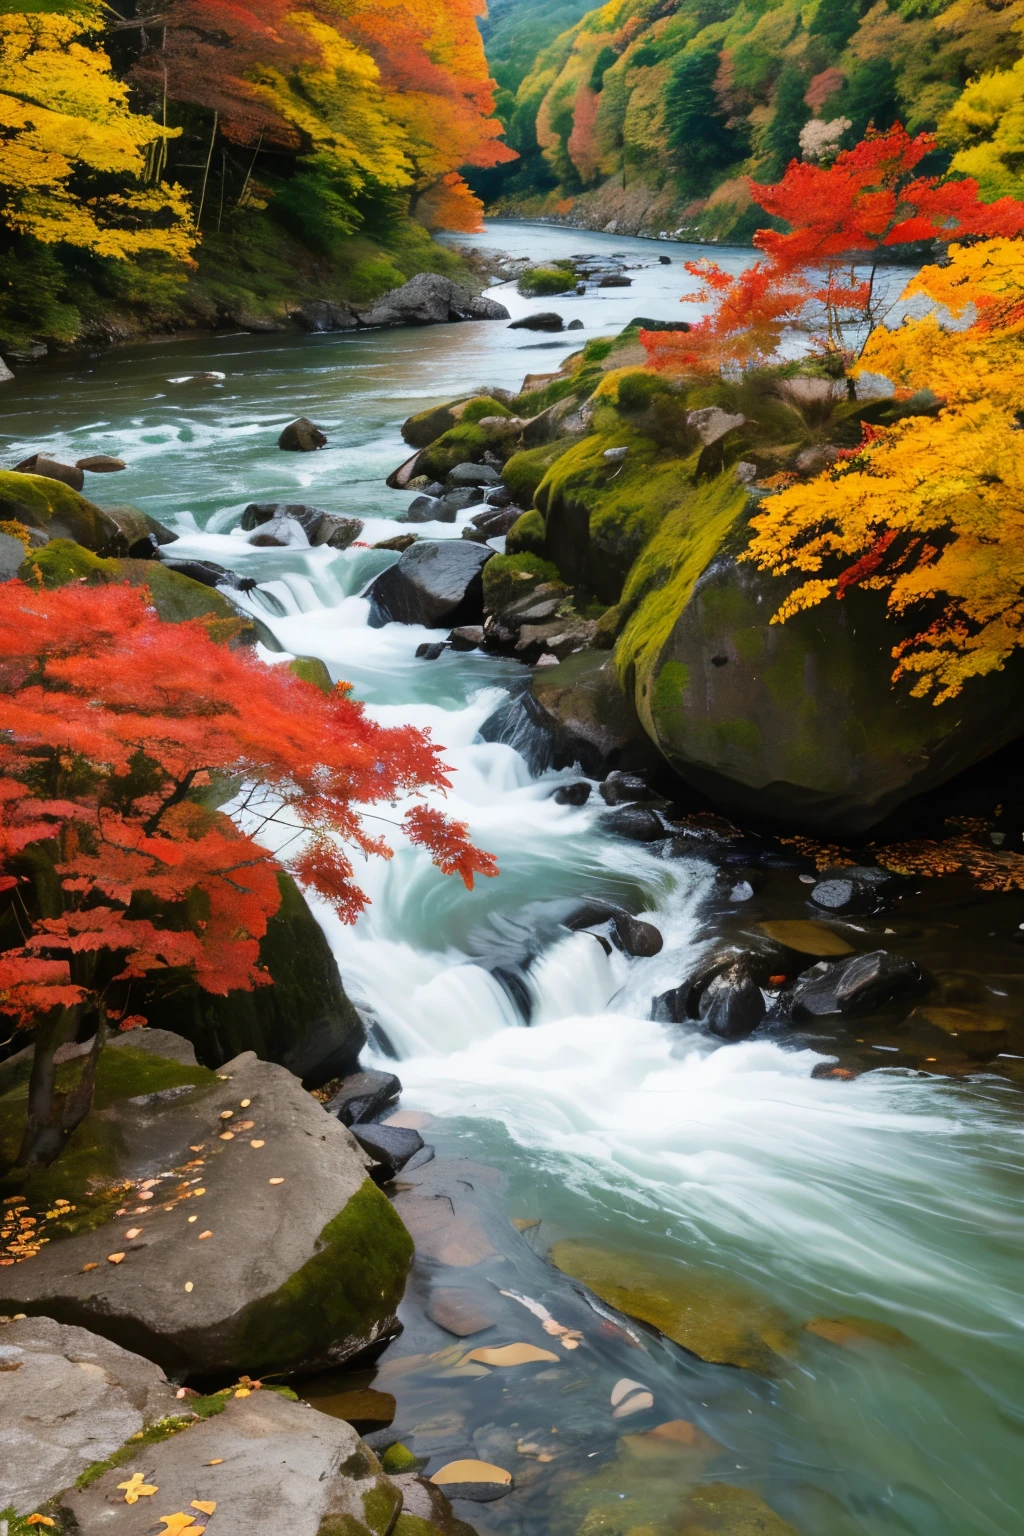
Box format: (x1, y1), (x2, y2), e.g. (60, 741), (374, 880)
(4, 222), (1023, 1536)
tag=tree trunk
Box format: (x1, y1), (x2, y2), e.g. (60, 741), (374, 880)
(13, 1007), (107, 1170)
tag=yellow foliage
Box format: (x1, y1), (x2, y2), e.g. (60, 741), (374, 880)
(0, 10), (194, 260)
(940, 54), (1024, 200)
(744, 238), (1024, 703)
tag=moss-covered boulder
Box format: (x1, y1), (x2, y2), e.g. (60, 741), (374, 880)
(616, 478), (1024, 832)
(501, 438), (576, 508)
(529, 649), (655, 777)
(0, 1041), (413, 1378)
(0, 472), (147, 556)
(550, 1240), (797, 1374)
(401, 394), (513, 449)
(144, 871), (365, 1086)
(418, 424), (489, 480)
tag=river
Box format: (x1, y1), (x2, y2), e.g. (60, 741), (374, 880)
(3, 221), (1023, 1536)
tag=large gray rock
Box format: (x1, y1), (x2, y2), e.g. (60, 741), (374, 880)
(368, 540), (493, 628)
(240, 502), (363, 549)
(361, 273), (509, 328)
(0, 356), (13, 383)
(0, 1316), (181, 1514)
(0, 1049), (413, 1378)
(529, 650), (657, 778)
(293, 298), (361, 332)
(56, 1388), (473, 1536)
(0, 529), (25, 581)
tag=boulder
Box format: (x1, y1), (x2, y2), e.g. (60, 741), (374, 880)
(599, 770), (658, 806)
(686, 407), (746, 445)
(326, 1068), (402, 1126)
(508, 313), (564, 332)
(0, 529), (26, 581)
(782, 950), (925, 1021)
(0, 1045), (413, 1378)
(695, 963), (766, 1038)
(467, 505), (521, 540)
(567, 318), (584, 330)
(0, 471), (150, 556)
(529, 649), (657, 778)
(76, 454), (126, 473)
(0, 1316), (180, 1514)
(240, 502), (363, 549)
(450, 624), (485, 650)
(439, 487), (485, 515)
(376, 533), (419, 553)
(448, 462), (502, 488)
(622, 483), (1024, 832)
(403, 494), (449, 523)
(553, 781), (591, 805)
(145, 872), (366, 1086)
(293, 298), (361, 332)
(352, 1122), (425, 1181)
(54, 1386), (473, 1536)
(368, 540), (493, 628)
(14, 453), (84, 491)
(360, 273), (509, 328)
(278, 417), (327, 452)
(248, 516), (310, 548)
(599, 805), (670, 841)
(564, 899), (662, 957)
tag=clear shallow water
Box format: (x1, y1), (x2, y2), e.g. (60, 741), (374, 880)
(3, 222), (1023, 1535)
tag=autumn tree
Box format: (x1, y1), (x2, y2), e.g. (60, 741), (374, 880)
(0, 580), (496, 1171)
(642, 124), (1024, 373)
(741, 237), (1024, 704)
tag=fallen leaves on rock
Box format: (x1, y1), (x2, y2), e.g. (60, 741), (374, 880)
(157, 1513), (206, 1536)
(118, 1473), (158, 1503)
(268, 1177), (284, 1185)
(191, 1501), (216, 1515)
(464, 1342), (560, 1367)
(125, 1228), (142, 1240)
(198, 1230), (212, 1240)
(250, 1140), (265, 1148)
(107, 1252), (125, 1264)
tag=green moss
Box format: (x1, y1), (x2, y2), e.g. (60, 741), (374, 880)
(229, 1178), (413, 1376)
(418, 424), (488, 479)
(0, 471), (114, 551)
(361, 1482), (403, 1534)
(482, 552), (560, 615)
(518, 263), (575, 296)
(381, 1441), (422, 1474)
(21, 539), (114, 586)
(616, 473), (749, 737)
(317, 1517), (373, 1536)
(392, 1519), (439, 1536)
(289, 656), (334, 692)
(76, 1398), (226, 1487)
(650, 659), (689, 726)
(346, 259), (406, 304)
(505, 508), (546, 556)
(501, 440), (575, 507)
(0, 1045), (216, 1216)
(458, 396), (513, 424)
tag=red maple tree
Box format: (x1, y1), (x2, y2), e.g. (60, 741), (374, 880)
(643, 124), (1024, 373)
(0, 580), (496, 1169)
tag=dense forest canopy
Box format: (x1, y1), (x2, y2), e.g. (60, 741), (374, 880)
(479, 0), (1024, 237)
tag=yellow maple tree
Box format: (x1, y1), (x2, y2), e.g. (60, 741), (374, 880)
(742, 238), (1024, 704)
(0, 6), (194, 260)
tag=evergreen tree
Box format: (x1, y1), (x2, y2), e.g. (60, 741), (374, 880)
(760, 64), (811, 180)
(665, 48), (742, 195)
(809, 0), (863, 57)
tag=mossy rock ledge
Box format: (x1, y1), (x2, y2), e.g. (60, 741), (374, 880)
(619, 498), (1024, 832)
(0, 1035), (413, 1379)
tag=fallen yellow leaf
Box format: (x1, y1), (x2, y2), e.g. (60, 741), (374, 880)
(220, 1111), (233, 1120)
(205, 1460), (224, 1467)
(430, 1460), (512, 1487)
(193, 1188), (206, 1196)
(125, 1228), (142, 1240)
(464, 1343), (559, 1367)
(188, 1215), (198, 1223)
(268, 1177), (284, 1185)
(240, 1099), (251, 1107)
(118, 1473), (158, 1504)
(234, 1387), (251, 1398)
(184, 1281), (194, 1293)
(250, 1140), (264, 1149)
(219, 1133), (234, 1141)
(107, 1252), (125, 1264)
(198, 1230), (212, 1240)
(81, 1262), (100, 1272)
(26, 1516), (56, 1526)
(191, 1501), (216, 1516)
(157, 1514), (205, 1536)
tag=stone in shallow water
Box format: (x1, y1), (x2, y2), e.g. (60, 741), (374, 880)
(427, 1288), (498, 1337)
(804, 1315), (911, 1348)
(550, 1241), (796, 1374)
(910, 1004), (1007, 1034)
(758, 919), (854, 956)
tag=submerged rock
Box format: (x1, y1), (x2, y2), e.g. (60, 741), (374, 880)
(0, 1043), (413, 1378)
(368, 540), (493, 628)
(550, 1241), (796, 1373)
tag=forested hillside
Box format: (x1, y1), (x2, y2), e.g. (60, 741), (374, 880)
(0, 0), (514, 349)
(482, 0), (1024, 238)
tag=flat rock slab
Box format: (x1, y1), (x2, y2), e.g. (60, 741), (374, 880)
(0, 1050), (412, 1378)
(0, 1315), (181, 1514)
(426, 1289), (498, 1338)
(59, 1388), (405, 1536)
(391, 1160), (500, 1269)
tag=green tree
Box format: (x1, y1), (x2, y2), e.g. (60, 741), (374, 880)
(665, 48), (743, 195)
(809, 0), (863, 57)
(759, 63), (811, 179)
(838, 58), (901, 139)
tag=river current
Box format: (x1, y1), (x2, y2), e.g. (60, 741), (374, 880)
(4, 222), (1023, 1536)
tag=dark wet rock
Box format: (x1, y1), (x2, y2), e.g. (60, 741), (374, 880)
(450, 625), (485, 651)
(368, 540), (493, 628)
(553, 781), (591, 805)
(142, 512), (178, 545)
(564, 899), (662, 957)
(567, 318), (585, 329)
(14, 453), (84, 491)
(449, 461), (502, 488)
(293, 298), (361, 331)
(599, 275), (632, 287)
(810, 866), (894, 915)
(466, 505), (522, 540)
(0, 1316), (181, 1514)
(361, 273), (509, 327)
(530, 649), (657, 778)
(375, 533), (419, 552)
(416, 640), (447, 660)
(0, 1049), (412, 1379)
(278, 417), (327, 451)
(783, 950), (926, 1021)
(600, 770), (658, 806)
(76, 454), (126, 473)
(509, 312), (564, 331)
(404, 494), (449, 523)
(653, 945), (787, 1031)
(440, 486), (486, 514)
(659, 254), (672, 264)
(483, 485), (514, 506)
(353, 1122), (426, 1182)
(240, 502), (362, 548)
(326, 1068), (402, 1126)
(599, 804), (670, 842)
(697, 963), (767, 1038)
(164, 558), (248, 590)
